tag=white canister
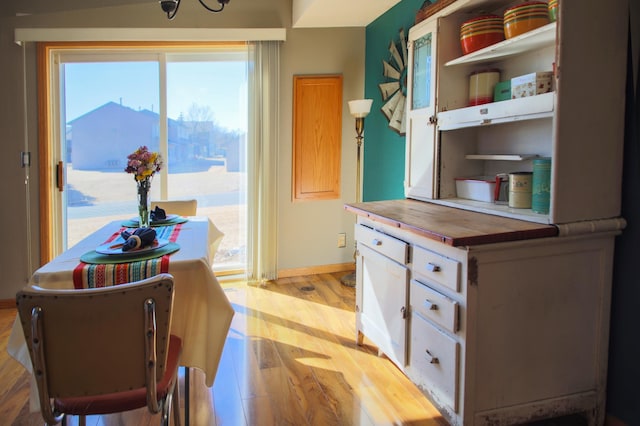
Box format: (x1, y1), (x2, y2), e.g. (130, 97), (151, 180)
(469, 69), (500, 106)
(508, 172), (533, 208)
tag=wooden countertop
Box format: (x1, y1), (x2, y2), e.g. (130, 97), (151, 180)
(345, 199), (558, 246)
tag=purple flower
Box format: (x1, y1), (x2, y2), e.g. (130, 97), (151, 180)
(124, 146), (163, 181)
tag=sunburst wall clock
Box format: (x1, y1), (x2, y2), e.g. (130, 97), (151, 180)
(378, 28), (408, 135)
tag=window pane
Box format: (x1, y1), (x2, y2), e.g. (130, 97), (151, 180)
(62, 52), (248, 275)
(166, 60), (247, 271)
(64, 61), (161, 247)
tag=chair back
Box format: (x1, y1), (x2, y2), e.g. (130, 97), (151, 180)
(16, 274), (175, 404)
(151, 200), (197, 216)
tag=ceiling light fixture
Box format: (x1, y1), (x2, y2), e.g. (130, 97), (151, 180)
(160, 0), (230, 20)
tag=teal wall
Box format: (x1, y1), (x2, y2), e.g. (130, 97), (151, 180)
(363, 0), (424, 201)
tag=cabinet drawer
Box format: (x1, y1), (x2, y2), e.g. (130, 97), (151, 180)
(412, 245), (460, 292)
(355, 224), (409, 265)
(410, 314), (459, 413)
(437, 91), (555, 131)
(411, 279), (459, 333)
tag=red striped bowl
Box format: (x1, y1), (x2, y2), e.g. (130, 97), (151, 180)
(460, 15), (505, 55)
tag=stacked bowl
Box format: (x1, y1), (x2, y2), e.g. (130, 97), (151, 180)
(548, 0), (558, 22)
(504, 1), (550, 39)
(460, 14), (505, 55)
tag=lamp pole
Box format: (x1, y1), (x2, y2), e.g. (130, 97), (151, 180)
(348, 99), (373, 203)
(354, 116), (365, 203)
(341, 99), (373, 287)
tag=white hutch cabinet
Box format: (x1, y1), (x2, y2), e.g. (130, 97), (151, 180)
(348, 0), (629, 425)
(348, 200), (624, 425)
(405, 0), (627, 225)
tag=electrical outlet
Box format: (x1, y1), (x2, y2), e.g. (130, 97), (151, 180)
(337, 233), (347, 248)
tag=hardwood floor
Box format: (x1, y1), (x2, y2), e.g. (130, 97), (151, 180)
(0, 273), (588, 425)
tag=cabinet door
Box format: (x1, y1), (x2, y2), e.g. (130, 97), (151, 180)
(292, 75), (343, 201)
(405, 19), (438, 200)
(357, 243), (409, 369)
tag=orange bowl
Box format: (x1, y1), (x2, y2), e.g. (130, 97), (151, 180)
(460, 15), (505, 55)
(504, 2), (550, 39)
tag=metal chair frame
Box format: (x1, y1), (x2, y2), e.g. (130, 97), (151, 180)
(16, 274), (181, 426)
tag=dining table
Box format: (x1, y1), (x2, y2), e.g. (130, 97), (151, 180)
(7, 215), (235, 415)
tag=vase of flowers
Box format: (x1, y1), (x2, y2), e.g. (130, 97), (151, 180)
(125, 146), (163, 228)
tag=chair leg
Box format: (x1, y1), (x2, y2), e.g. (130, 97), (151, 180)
(79, 415), (86, 426)
(173, 377), (182, 426)
(184, 366), (190, 426)
(160, 366), (181, 426)
(160, 394), (172, 426)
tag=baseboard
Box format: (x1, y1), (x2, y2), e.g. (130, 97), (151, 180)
(0, 299), (16, 309)
(278, 262), (354, 278)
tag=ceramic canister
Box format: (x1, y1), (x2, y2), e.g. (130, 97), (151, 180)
(508, 172), (533, 209)
(469, 69), (500, 106)
(532, 157), (551, 213)
(548, 0), (558, 22)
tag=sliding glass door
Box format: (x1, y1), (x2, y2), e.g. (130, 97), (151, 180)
(56, 46), (248, 274)
(166, 54), (247, 271)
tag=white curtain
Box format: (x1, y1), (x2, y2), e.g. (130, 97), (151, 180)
(246, 41), (280, 283)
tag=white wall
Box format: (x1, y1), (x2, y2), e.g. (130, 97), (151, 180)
(0, 0), (365, 299)
(278, 28), (365, 273)
(0, 29), (38, 296)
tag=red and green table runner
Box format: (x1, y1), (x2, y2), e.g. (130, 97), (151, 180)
(73, 224), (182, 288)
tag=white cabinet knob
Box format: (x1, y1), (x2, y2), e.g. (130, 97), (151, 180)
(424, 299), (438, 310)
(426, 262), (441, 272)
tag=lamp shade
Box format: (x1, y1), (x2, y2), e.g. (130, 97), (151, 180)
(348, 99), (373, 118)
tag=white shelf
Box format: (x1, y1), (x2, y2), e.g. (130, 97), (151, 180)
(426, 198), (552, 224)
(445, 22), (557, 67)
(438, 91), (555, 131)
(465, 154), (539, 161)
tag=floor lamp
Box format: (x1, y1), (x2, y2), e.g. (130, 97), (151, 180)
(341, 99), (373, 287)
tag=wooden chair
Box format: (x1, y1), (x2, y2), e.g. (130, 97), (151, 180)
(15, 274), (182, 426)
(151, 199), (197, 216)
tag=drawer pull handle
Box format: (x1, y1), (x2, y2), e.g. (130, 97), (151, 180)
(424, 299), (438, 310)
(372, 239), (382, 246)
(425, 349), (439, 364)
(426, 263), (441, 272)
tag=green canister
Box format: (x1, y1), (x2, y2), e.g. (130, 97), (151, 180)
(532, 157), (551, 214)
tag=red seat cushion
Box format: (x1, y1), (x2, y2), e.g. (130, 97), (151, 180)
(54, 335), (182, 415)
